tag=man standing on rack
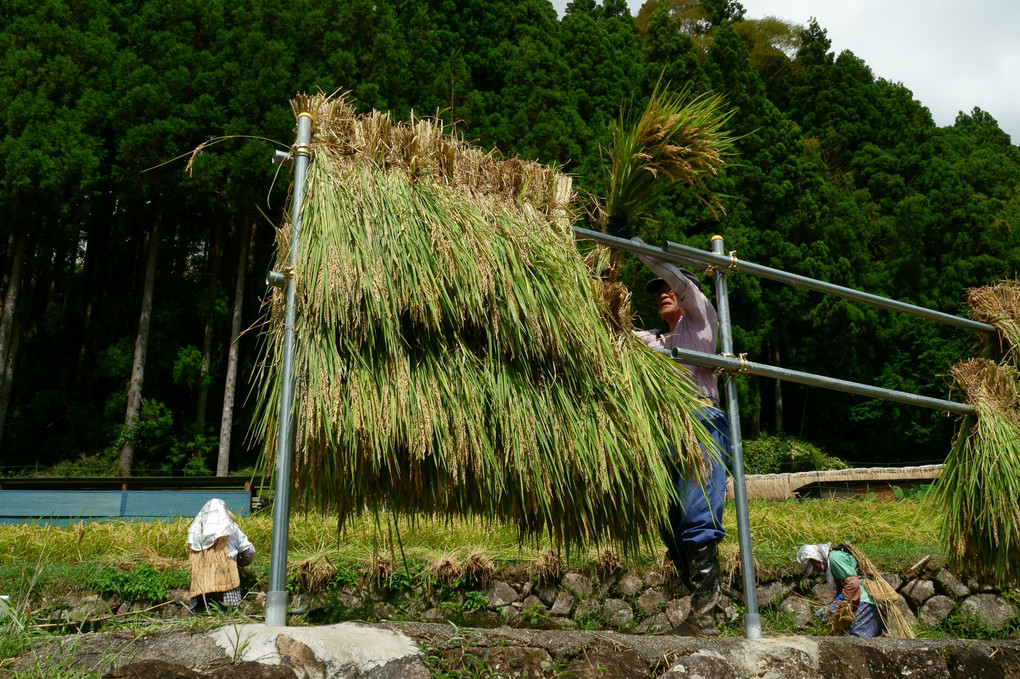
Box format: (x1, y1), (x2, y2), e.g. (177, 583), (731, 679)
(614, 224), (732, 636)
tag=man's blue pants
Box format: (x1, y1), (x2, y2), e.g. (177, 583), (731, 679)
(660, 405), (731, 554)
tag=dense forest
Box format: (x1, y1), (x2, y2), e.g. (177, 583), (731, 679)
(1, 0), (1018, 476)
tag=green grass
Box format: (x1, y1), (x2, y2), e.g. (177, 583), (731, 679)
(0, 494), (999, 672)
(0, 496), (943, 602)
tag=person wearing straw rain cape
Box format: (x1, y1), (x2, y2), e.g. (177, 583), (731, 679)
(797, 543), (883, 637)
(187, 498), (255, 614)
(610, 218), (732, 637)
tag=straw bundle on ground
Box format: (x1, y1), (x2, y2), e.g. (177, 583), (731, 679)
(254, 93), (720, 552)
(933, 358), (1020, 588)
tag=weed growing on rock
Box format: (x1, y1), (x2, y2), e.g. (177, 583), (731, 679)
(94, 564), (189, 603)
(521, 602), (551, 626)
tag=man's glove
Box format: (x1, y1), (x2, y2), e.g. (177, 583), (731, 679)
(606, 212), (634, 240)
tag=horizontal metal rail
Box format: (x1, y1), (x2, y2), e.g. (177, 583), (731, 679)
(570, 226), (995, 335)
(659, 346), (976, 416)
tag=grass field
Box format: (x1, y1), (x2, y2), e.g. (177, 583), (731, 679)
(4, 493), (1004, 678)
(0, 495), (943, 601)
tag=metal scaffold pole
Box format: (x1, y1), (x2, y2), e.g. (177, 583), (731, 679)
(265, 110), (314, 627)
(710, 235), (761, 639)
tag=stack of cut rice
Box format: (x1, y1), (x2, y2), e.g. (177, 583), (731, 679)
(253, 93), (723, 552)
(934, 281), (1020, 587)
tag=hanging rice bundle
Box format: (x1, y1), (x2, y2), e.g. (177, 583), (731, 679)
(968, 279), (1020, 363)
(932, 359), (1020, 588)
(254, 93), (721, 552)
(583, 246), (634, 333)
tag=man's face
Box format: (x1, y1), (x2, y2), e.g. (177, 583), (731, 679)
(655, 285), (683, 324)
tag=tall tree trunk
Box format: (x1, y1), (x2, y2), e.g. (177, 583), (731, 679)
(120, 218), (161, 476)
(0, 227), (28, 413)
(772, 340), (783, 433)
(0, 309), (24, 455)
(749, 379), (761, 438)
(0, 233), (37, 457)
(216, 221), (250, 477)
(197, 220), (223, 428)
(1, 229), (13, 290)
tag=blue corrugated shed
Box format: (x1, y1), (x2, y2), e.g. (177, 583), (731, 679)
(0, 490), (251, 525)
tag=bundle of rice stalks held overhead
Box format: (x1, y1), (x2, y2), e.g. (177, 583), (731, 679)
(933, 358), (1020, 588)
(254, 93), (718, 553)
(586, 83), (736, 289)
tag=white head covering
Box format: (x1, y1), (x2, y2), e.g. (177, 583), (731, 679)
(187, 498), (238, 551)
(796, 543), (832, 575)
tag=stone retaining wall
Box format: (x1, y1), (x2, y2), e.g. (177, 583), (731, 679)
(32, 562), (1019, 638)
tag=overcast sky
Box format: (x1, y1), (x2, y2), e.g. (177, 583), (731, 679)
(550, 1), (1020, 144)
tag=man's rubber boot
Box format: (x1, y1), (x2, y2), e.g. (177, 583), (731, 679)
(686, 540), (722, 637)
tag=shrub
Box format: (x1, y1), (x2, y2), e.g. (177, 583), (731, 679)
(742, 434), (849, 475)
(94, 564), (190, 603)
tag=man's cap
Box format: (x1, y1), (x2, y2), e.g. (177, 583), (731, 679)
(645, 278), (669, 294)
(644, 269), (702, 294)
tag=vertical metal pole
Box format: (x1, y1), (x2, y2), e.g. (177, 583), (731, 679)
(710, 235), (761, 638)
(265, 111), (314, 627)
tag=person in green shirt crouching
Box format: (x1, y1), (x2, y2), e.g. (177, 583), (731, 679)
(797, 543), (883, 637)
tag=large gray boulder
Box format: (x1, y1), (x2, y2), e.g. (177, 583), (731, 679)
(811, 583), (837, 603)
(549, 591), (575, 617)
(781, 596), (816, 630)
(664, 597), (691, 628)
(757, 581), (792, 608)
(616, 574), (644, 598)
(634, 612), (671, 634)
(573, 598), (602, 622)
(918, 595), (955, 628)
(533, 581), (558, 606)
(882, 573), (902, 591)
(959, 594), (1019, 630)
(635, 588), (668, 615)
(603, 598), (634, 630)
(482, 580), (518, 608)
(935, 568), (970, 599)
(891, 597), (919, 629)
(643, 570), (666, 587)
(901, 579), (936, 608)
(562, 573), (592, 598)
